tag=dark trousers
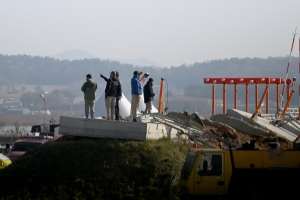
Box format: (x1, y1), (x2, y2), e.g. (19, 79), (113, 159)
(115, 99), (120, 120)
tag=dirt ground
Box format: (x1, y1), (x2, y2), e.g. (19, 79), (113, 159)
(203, 125), (293, 149)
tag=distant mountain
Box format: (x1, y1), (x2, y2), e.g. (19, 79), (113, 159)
(51, 50), (162, 67)
(112, 57), (162, 67)
(51, 50), (98, 60)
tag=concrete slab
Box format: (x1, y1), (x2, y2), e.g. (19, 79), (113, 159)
(278, 120), (300, 135)
(59, 116), (179, 141)
(210, 114), (270, 136)
(225, 109), (298, 141)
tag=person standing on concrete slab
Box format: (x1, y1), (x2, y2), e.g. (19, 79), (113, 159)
(104, 71), (119, 120)
(100, 71), (123, 120)
(81, 74), (97, 119)
(115, 71), (123, 120)
(131, 71), (143, 122)
(143, 78), (155, 114)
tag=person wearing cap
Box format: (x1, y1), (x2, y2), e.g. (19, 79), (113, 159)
(143, 78), (155, 114)
(81, 74), (97, 119)
(104, 71), (120, 120)
(100, 71), (122, 120)
(131, 71), (143, 122)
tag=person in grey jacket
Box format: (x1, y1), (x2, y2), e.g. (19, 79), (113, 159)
(81, 74), (97, 119)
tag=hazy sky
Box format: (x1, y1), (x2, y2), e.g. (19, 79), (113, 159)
(1, 0), (300, 67)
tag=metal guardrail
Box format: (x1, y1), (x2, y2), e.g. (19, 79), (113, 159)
(152, 116), (215, 148)
(151, 113), (242, 149)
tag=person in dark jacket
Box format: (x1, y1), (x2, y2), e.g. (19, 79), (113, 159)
(143, 78), (155, 114)
(115, 71), (122, 120)
(104, 71), (119, 120)
(81, 74), (97, 119)
(100, 71), (122, 120)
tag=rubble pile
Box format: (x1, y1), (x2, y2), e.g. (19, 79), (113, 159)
(166, 111), (293, 149)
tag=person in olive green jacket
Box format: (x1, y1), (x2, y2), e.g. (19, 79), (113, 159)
(81, 74), (97, 119)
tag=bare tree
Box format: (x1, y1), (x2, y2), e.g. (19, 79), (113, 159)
(3, 121), (28, 142)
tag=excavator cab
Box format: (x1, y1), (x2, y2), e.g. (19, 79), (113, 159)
(194, 151), (226, 195)
(179, 149), (233, 198)
(198, 154), (222, 176)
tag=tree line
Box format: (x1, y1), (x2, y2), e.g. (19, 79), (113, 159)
(0, 54), (298, 87)
(1, 54), (299, 114)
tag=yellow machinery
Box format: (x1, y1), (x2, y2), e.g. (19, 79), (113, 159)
(178, 141), (300, 199)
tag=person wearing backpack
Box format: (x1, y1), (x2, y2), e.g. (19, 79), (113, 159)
(100, 71), (123, 120)
(104, 71), (119, 120)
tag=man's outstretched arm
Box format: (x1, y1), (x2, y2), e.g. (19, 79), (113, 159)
(100, 74), (109, 82)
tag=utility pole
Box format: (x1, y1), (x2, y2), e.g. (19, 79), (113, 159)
(40, 94), (46, 124)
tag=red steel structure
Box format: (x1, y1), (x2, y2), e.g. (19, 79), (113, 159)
(204, 77), (292, 115)
(281, 28), (297, 107)
(158, 78), (165, 114)
(299, 37), (300, 119)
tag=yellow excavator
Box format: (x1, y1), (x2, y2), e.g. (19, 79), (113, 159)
(178, 140), (300, 199)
